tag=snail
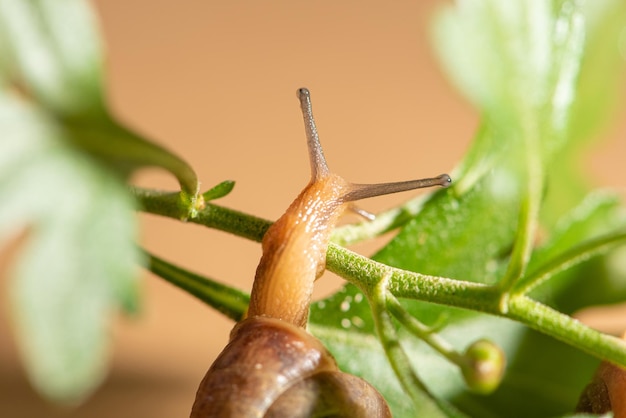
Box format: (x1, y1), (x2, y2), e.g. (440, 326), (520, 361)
(577, 332), (626, 416)
(190, 88), (451, 417)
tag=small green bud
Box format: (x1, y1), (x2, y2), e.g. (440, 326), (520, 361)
(461, 339), (506, 395)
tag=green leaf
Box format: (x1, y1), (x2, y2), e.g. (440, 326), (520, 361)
(568, 0), (626, 145)
(0, 93), (142, 402)
(312, 322), (455, 418)
(432, 0), (585, 150)
(355, 122), (524, 325)
(541, 0), (626, 226)
(0, 0), (202, 208)
(375, 170), (519, 286)
(0, 0), (103, 113)
(203, 180), (236, 201)
(432, 0), (626, 228)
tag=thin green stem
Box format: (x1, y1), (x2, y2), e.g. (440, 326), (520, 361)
(386, 293), (464, 365)
(132, 187), (271, 242)
(331, 193), (431, 246)
(136, 187), (499, 311)
(135, 187), (626, 369)
(498, 194), (535, 294)
(506, 295), (626, 368)
(365, 273), (467, 418)
(497, 157), (543, 306)
(367, 273), (428, 395)
(326, 244), (501, 313)
(146, 250), (249, 321)
(515, 230), (626, 295)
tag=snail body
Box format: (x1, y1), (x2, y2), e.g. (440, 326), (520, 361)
(190, 88), (450, 417)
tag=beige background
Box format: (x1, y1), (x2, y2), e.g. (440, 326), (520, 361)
(1, 1), (625, 416)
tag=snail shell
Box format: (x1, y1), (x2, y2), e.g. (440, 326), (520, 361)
(190, 317), (391, 417)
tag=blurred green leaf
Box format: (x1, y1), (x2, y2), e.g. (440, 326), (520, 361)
(541, 0), (626, 226)
(203, 180), (236, 201)
(0, 0), (194, 403)
(0, 0), (103, 113)
(568, 0), (626, 144)
(0, 93), (142, 402)
(432, 0), (585, 152)
(0, 0), (202, 200)
(432, 0), (626, 228)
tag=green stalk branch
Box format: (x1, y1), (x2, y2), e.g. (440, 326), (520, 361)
(366, 273), (431, 406)
(365, 273), (467, 418)
(132, 187), (271, 242)
(386, 293), (464, 365)
(135, 187), (626, 369)
(326, 244), (500, 312)
(146, 251), (249, 321)
(506, 295), (626, 369)
(497, 137), (544, 304)
(331, 193), (431, 246)
(497, 194), (536, 297)
(514, 230), (626, 295)
(135, 186), (500, 312)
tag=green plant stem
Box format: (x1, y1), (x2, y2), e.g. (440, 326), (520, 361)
(132, 187), (270, 242)
(328, 245), (626, 370)
(135, 187), (626, 369)
(366, 273), (467, 418)
(497, 138), (543, 304)
(331, 193), (431, 246)
(135, 186), (496, 312)
(386, 293), (464, 365)
(514, 230), (626, 295)
(506, 295), (626, 368)
(146, 251), (249, 321)
(367, 273), (429, 402)
(326, 244), (501, 312)
(498, 194), (535, 296)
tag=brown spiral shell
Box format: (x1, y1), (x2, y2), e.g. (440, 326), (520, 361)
(190, 317), (391, 417)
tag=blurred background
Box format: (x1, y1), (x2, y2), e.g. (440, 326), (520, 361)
(1, 0), (624, 416)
